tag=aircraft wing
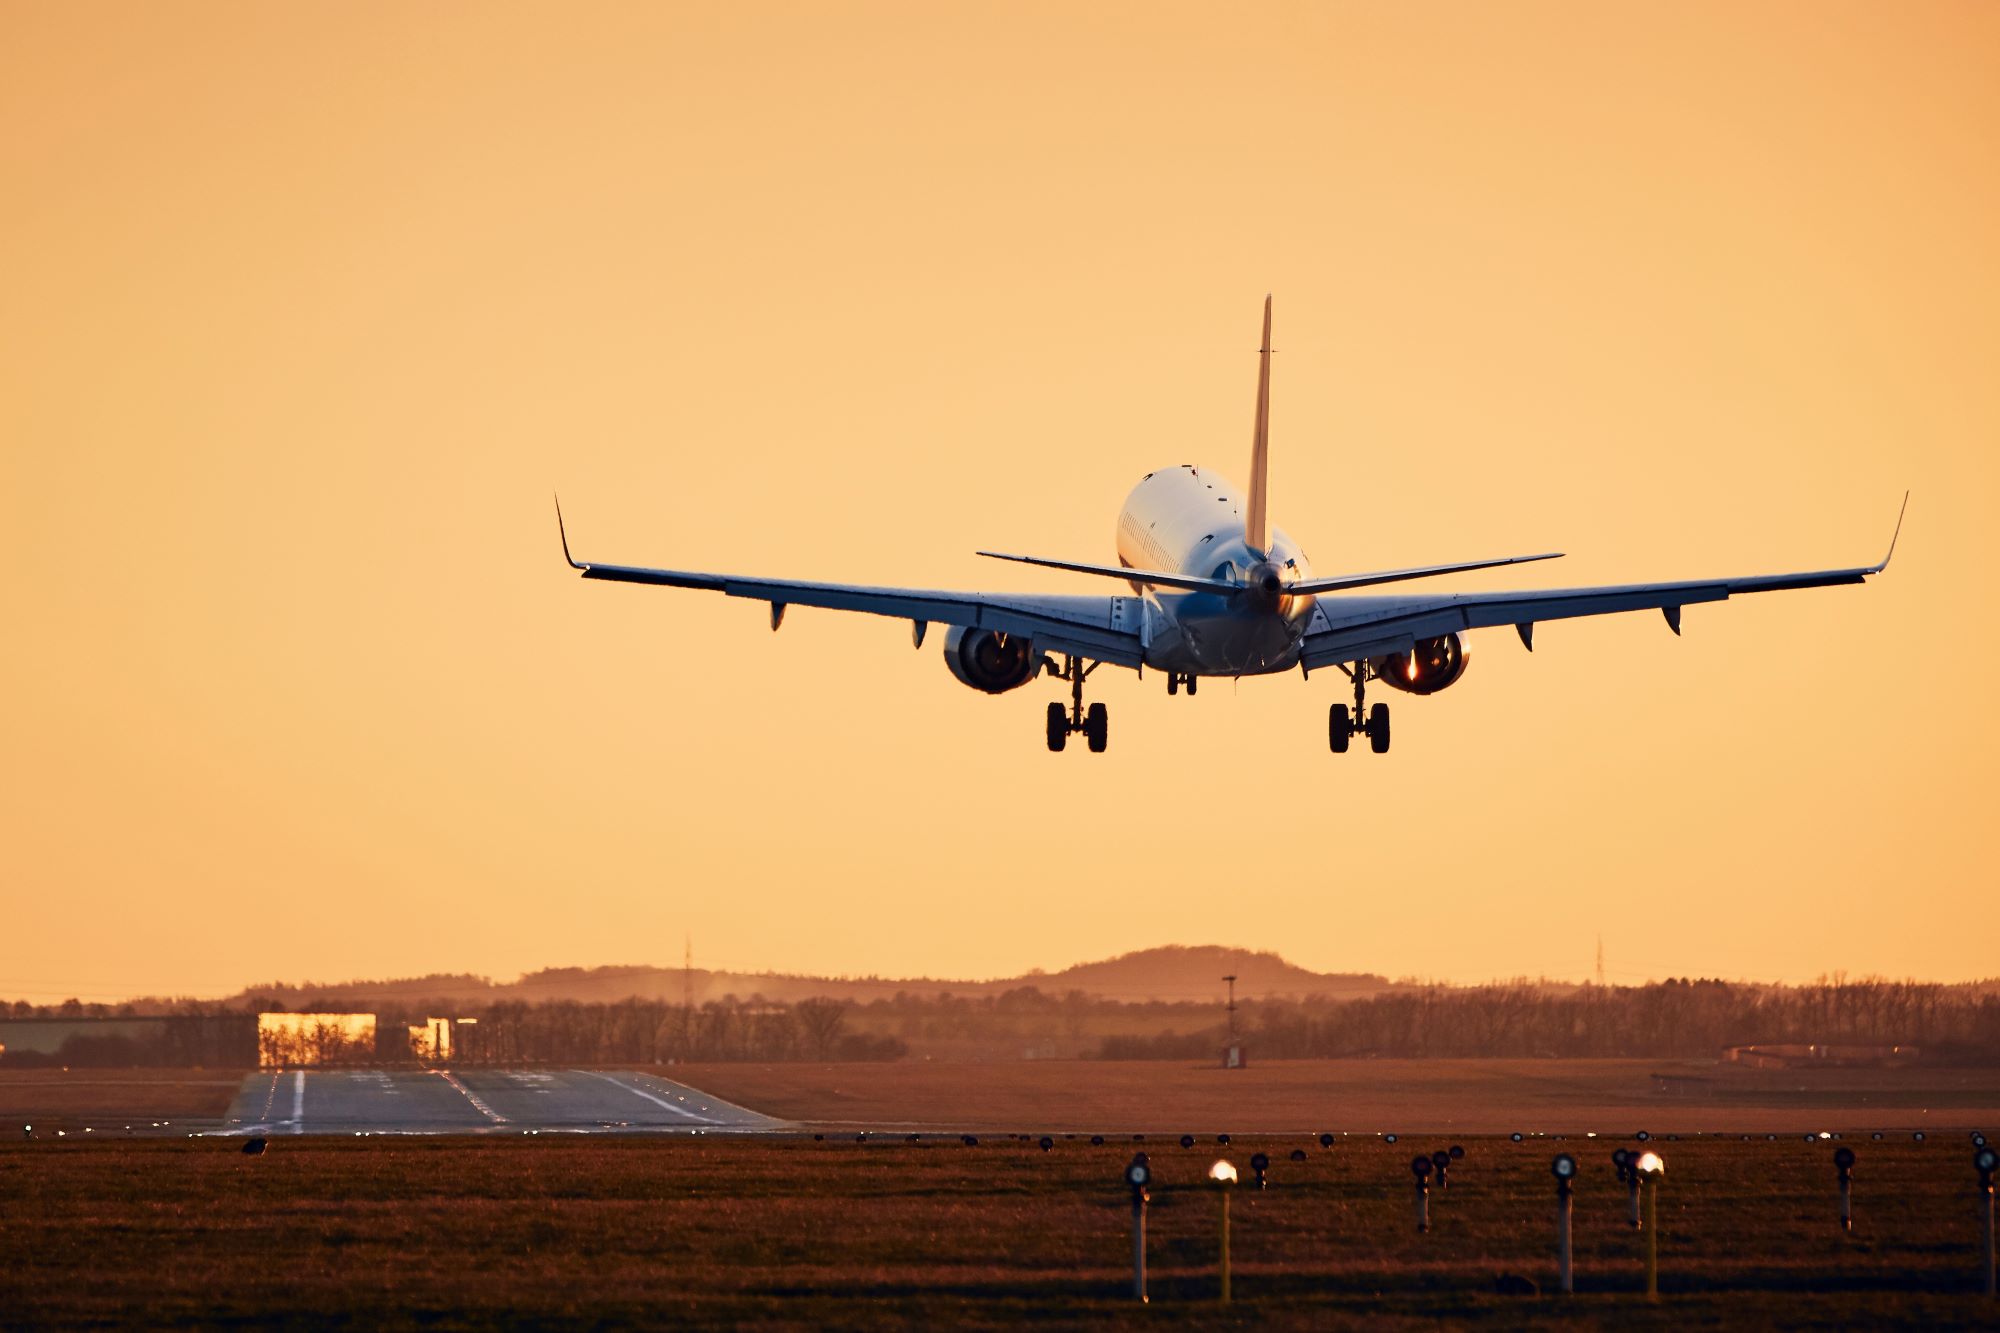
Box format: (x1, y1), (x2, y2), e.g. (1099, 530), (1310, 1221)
(559, 510), (1146, 667)
(1300, 556), (1892, 669)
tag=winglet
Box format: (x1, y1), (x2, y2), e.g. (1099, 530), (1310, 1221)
(555, 494), (586, 570)
(1874, 491), (1909, 572)
(1245, 294), (1273, 555)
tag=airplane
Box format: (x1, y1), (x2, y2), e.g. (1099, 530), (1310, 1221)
(557, 296), (1903, 755)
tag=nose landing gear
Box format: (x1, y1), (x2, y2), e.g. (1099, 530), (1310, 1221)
(1045, 655), (1109, 753)
(1165, 672), (1198, 696)
(1330, 663), (1390, 754)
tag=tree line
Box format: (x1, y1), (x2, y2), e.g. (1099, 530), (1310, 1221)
(4, 976), (1996, 1066)
(1100, 977), (2000, 1062)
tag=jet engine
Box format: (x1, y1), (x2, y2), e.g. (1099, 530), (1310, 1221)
(942, 626), (1039, 694)
(1371, 633), (1470, 696)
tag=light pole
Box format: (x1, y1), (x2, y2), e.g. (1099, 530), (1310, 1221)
(1124, 1154), (1151, 1303)
(1210, 1159), (1237, 1303)
(1552, 1153), (1577, 1294)
(1834, 1146), (1856, 1234)
(1632, 1150), (1665, 1300)
(1977, 1146), (1997, 1299)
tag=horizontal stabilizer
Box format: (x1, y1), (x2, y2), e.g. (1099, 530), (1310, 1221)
(975, 550), (1239, 594)
(1285, 551), (1565, 596)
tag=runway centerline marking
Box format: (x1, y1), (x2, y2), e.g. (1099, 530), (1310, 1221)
(434, 1069), (508, 1124)
(573, 1070), (714, 1122)
(289, 1070), (305, 1133)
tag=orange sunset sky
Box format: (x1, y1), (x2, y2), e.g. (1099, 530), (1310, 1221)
(2, 2), (1995, 1002)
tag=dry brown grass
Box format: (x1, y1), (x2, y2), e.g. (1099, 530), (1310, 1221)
(667, 1059), (2000, 1136)
(0, 1068), (242, 1125)
(2, 1133), (1996, 1329)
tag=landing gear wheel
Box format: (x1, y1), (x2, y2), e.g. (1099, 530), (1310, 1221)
(1185, 676), (1197, 696)
(1166, 676), (1178, 696)
(1045, 701), (1067, 752)
(1329, 704), (1351, 753)
(1368, 702), (1391, 754)
(1084, 702), (1109, 753)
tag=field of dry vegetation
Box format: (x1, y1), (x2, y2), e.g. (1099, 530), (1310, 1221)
(3, 1133), (1996, 1329)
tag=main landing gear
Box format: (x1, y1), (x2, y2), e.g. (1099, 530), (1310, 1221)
(1330, 662), (1390, 755)
(1164, 672), (1198, 696)
(1046, 655), (1108, 753)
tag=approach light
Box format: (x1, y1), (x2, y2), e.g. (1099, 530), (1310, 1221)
(1209, 1160), (1238, 1185)
(1634, 1151), (1665, 1176)
(1318, 1133), (1335, 1148)
(1636, 1131), (1650, 1142)
(1040, 1137), (1054, 1152)
(1511, 1133), (1523, 1142)
(1180, 1135), (1195, 1149)
(1914, 1132), (1926, 1142)
(1384, 1134), (1398, 1144)
(1217, 1133), (1231, 1145)
(1091, 1135), (1104, 1146)
(1834, 1147), (1856, 1171)
(1411, 1155), (1433, 1179)
(1976, 1147), (1998, 1177)
(1126, 1160), (1152, 1189)
(1553, 1153), (1577, 1180)
(1449, 1145), (1465, 1161)
(1289, 1149), (1307, 1162)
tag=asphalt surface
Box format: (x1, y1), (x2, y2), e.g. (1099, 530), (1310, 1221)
(220, 1068), (788, 1135)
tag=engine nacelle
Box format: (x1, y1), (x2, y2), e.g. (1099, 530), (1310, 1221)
(942, 626), (1038, 694)
(1371, 633), (1470, 696)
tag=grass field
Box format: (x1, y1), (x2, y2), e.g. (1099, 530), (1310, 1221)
(0, 1068), (242, 1128)
(3, 1133), (1996, 1329)
(668, 1059), (2000, 1136)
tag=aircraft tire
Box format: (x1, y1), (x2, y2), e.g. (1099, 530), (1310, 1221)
(1046, 702), (1067, 752)
(1085, 702), (1109, 753)
(1368, 702), (1391, 754)
(1330, 704), (1351, 753)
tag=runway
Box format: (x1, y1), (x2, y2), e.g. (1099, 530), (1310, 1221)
(220, 1067), (788, 1135)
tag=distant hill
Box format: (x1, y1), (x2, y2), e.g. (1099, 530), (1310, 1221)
(212, 947), (1390, 1012)
(1036, 946), (1387, 1002)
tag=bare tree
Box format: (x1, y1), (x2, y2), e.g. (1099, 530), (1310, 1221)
(795, 998), (848, 1060)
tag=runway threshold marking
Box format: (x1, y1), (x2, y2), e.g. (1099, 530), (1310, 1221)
(573, 1070), (715, 1122)
(434, 1069), (509, 1124)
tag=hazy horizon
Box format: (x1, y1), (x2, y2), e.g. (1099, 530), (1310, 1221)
(15, 941), (1999, 1009)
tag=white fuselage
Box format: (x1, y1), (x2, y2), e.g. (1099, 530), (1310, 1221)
(1116, 465), (1317, 675)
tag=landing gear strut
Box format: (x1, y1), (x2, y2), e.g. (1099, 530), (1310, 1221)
(1165, 672), (1198, 697)
(1046, 655), (1108, 753)
(1330, 662), (1390, 754)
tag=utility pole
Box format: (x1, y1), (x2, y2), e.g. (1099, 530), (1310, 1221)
(681, 933), (694, 1057)
(1223, 974), (1238, 1044)
(1596, 934), (1606, 988)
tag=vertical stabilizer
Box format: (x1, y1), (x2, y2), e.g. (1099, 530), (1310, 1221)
(1246, 295), (1273, 554)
